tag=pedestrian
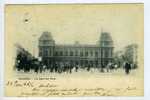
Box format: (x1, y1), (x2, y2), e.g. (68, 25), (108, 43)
(87, 64), (90, 72)
(75, 64), (79, 72)
(106, 62), (111, 72)
(101, 64), (105, 72)
(124, 62), (131, 74)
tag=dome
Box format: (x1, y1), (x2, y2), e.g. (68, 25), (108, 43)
(39, 31), (53, 41)
(100, 32), (113, 42)
(99, 32), (113, 47)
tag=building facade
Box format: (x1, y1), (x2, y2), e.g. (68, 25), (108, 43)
(124, 44), (138, 68)
(38, 31), (114, 68)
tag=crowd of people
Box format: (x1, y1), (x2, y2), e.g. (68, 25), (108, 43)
(15, 53), (132, 75)
(15, 44), (134, 75)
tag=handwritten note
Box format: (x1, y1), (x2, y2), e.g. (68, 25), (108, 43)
(6, 77), (138, 97)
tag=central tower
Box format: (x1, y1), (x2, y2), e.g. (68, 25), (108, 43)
(99, 31), (114, 66)
(38, 31), (55, 68)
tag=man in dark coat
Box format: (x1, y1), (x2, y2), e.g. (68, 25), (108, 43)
(125, 62), (131, 74)
(101, 64), (105, 73)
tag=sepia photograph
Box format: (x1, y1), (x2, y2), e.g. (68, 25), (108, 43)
(4, 4), (144, 97)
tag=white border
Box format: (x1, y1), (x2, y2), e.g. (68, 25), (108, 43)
(0, 0), (4, 98)
(144, 0), (150, 100)
(4, 0), (145, 4)
(1, 0), (150, 100)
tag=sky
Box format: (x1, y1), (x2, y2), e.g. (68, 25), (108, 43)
(5, 4), (144, 57)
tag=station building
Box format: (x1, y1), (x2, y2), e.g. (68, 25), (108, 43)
(38, 31), (114, 67)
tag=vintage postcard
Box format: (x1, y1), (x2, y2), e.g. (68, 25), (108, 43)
(5, 4), (144, 97)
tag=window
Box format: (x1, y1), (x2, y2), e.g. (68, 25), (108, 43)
(75, 50), (78, 56)
(43, 40), (49, 45)
(65, 51), (68, 56)
(70, 51), (73, 56)
(60, 51), (63, 56)
(95, 51), (98, 57)
(105, 50), (109, 58)
(49, 49), (51, 56)
(90, 51), (93, 56)
(39, 51), (42, 56)
(43, 49), (48, 56)
(85, 51), (88, 57)
(80, 51), (83, 57)
(39, 48), (42, 56)
(55, 51), (58, 56)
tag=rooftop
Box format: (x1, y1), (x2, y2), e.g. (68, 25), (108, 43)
(39, 31), (53, 41)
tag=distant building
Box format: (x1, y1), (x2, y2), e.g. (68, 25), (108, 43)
(38, 31), (114, 68)
(124, 44), (138, 68)
(113, 50), (124, 68)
